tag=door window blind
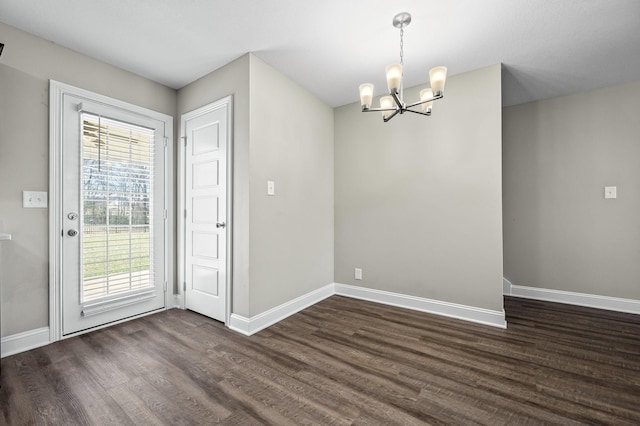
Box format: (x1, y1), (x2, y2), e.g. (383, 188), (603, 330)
(81, 113), (155, 303)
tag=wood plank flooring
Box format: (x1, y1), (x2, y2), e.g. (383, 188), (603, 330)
(1, 295), (639, 425)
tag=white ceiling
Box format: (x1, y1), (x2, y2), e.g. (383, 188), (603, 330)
(1, 0), (639, 107)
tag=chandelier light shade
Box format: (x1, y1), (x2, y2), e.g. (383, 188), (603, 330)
(358, 12), (447, 122)
(385, 64), (403, 93)
(359, 83), (374, 109)
(429, 66), (448, 95)
(419, 88), (434, 113)
(380, 96), (394, 120)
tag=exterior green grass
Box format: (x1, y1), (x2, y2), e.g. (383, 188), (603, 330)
(82, 229), (151, 278)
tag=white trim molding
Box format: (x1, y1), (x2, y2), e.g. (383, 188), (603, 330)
(173, 294), (184, 309)
(5, 283), (511, 356)
(228, 315), (251, 336)
(503, 277), (513, 295)
(228, 283), (335, 336)
(335, 283), (507, 329)
(1, 327), (50, 358)
(49, 80), (174, 341)
(506, 281), (640, 315)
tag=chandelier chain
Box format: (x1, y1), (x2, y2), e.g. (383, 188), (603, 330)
(399, 27), (404, 66)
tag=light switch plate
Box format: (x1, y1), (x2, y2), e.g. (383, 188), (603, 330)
(267, 180), (275, 196)
(604, 186), (617, 199)
(23, 191), (48, 208)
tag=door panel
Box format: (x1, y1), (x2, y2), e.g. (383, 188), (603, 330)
(184, 102), (228, 322)
(61, 94), (166, 335)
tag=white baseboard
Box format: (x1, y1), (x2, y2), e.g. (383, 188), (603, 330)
(172, 293), (184, 309)
(228, 314), (251, 336)
(4, 281), (520, 355)
(335, 283), (507, 329)
(506, 281), (640, 315)
(503, 277), (513, 295)
(228, 283), (335, 336)
(1, 327), (50, 358)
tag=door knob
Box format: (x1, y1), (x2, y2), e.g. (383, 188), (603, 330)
(216, 222), (226, 229)
(67, 229), (79, 237)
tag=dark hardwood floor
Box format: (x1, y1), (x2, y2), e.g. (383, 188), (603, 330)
(1, 295), (639, 425)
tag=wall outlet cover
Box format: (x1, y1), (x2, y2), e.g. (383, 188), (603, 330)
(604, 186), (617, 199)
(355, 268), (363, 280)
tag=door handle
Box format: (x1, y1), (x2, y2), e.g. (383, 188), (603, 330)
(216, 222), (226, 229)
(67, 229), (79, 237)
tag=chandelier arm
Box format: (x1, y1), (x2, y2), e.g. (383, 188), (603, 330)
(405, 93), (444, 109)
(383, 109), (401, 122)
(404, 108), (432, 116)
(391, 91), (405, 109)
(362, 107), (398, 112)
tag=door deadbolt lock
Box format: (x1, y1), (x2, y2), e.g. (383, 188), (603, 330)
(67, 229), (79, 237)
(67, 212), (78, 220)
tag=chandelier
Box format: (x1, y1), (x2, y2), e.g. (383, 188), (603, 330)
(358, 12), (447, 122)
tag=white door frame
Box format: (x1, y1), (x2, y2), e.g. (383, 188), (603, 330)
(49, 80), (174, 341)
(178, 96), (233, 324)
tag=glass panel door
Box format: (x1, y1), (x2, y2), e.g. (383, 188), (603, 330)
(59, 89), (168, 336)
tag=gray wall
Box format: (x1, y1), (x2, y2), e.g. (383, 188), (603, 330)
(177, 54), (252, 317)
(248, 55), (334, 316)
(177, 54), (334, 318)
(0, 21), (508, 337)
(0, 22), (177, 336)
(503, 80), (640, 299)
(334, 64), (504, 312)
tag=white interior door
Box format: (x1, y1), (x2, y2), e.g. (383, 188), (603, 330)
(60, 93), (168, 336)
(183, 99), (230, 322)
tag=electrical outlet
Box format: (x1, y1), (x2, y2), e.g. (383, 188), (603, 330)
(355, 268), (363, 280)
(23, 191), (48, 208)
(267, 180), (275, 196)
